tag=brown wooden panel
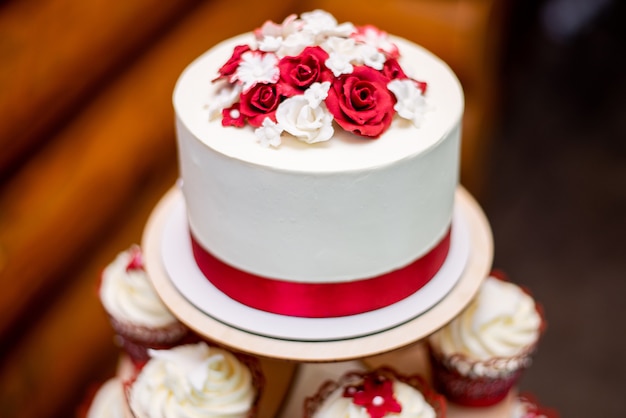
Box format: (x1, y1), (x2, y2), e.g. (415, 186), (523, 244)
(0, 0), (298, 342)
(0, 0), (201, 174)
(0, 2), (298, 417)
(0, 162), (176, 418)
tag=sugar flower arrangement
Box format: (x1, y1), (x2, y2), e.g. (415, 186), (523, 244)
(208, 10), (429, 147)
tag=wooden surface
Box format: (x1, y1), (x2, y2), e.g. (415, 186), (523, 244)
(142, 187), (493, 361)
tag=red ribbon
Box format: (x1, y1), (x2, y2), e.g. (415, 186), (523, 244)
(191, 228), (451, 318)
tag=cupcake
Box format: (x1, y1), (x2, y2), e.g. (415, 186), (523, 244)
(428, 272), (545, 407)
(304, 367), (446, 418)
(99, 245), (188, 366)
(82, 377), (126, 418)
(127, 341), (261, 418)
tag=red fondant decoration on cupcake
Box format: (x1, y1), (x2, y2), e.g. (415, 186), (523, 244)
(343, 374), (402, 418)
(125, 246), (144, 272)
(304, 368), (447, 418)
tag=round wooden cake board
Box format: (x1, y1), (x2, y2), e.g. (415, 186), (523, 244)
(142, 186), (493, 362)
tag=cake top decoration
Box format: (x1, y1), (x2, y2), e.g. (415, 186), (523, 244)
(208, 10), (429, 147)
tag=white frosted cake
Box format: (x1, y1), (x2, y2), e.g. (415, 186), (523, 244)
(173, 10), (464, 318)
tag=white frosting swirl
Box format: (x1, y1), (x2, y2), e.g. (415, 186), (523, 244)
(100, 246), (177, 328)
(431, 276), (541, 361)
(129, 342), (256, 418)
(312, 380), (435, 418)
(86, 377), (125, 418)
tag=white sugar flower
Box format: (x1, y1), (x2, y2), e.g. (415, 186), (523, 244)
(301, 9), (338, 35)
(301, 9), (355, 40)
(322, 36), (356, 57)
(332, 22), (357, 38)
(276, 95), (334, 144)
(255, 117), (282, 147)
(303, 81), (330, 108)
(232, 51), (279, 93)
(206, 82), (242, 120)
(387, 79), (428, 126)
(279, 30), (316, 57)
(357, 44), (386, 70)
(353, 25), (399, 58)
(258, 35), (283, 52)
(255, 14), (302, 40)
(326, 52), (354, 77)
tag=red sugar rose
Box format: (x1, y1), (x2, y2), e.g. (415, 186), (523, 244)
(325, 66), (396, 138)
(278, 46), (332, 96)
(238, 83), (280, 127)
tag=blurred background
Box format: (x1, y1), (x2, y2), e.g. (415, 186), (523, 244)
(484, 0), (626, 416)
(0, 0), (624, 416)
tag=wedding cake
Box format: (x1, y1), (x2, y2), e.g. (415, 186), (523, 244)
(82, 10), (557, 418)
(173, 9), (463, 318)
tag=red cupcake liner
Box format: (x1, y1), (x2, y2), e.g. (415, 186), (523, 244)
(108, 315), (189, 367)
(108, 315), (188, 345)
(304, 367), (446, 417)
(429, 347), (527, 407)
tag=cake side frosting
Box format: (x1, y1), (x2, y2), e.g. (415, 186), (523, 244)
(173, 12), (463, 284)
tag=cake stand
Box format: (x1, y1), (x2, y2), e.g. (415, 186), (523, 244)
(136, 184), (509, 418)
(142, 185), (493, 362)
